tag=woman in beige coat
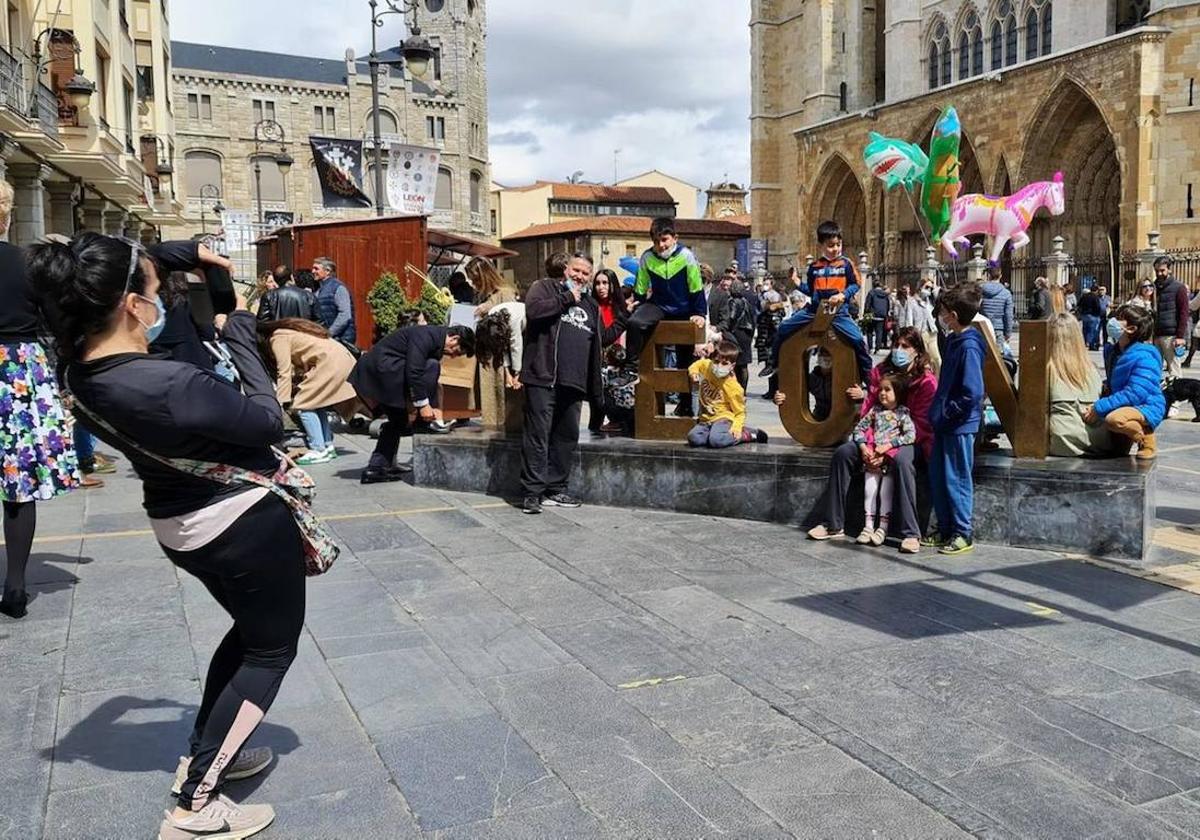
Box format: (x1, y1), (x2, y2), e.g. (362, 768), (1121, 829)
(258, 318), (358, 464)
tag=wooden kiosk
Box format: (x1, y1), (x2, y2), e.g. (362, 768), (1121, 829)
(255, 215), (516, 420)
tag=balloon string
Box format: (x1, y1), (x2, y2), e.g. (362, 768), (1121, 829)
(904, 185), (932, 249)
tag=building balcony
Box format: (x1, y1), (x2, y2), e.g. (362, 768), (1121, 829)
(0, 47), (60, 150)
(470, 210), (485, 232)
(430, 209), (453, 229)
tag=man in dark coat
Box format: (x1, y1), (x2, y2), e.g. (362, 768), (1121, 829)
(258, 265), (317, 322)
(349, 323), (475, 484)
(520, 252), (621, 514)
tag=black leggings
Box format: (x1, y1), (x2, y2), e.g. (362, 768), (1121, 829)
(162, 494), (306, 809)
(2, 500), (36, 594)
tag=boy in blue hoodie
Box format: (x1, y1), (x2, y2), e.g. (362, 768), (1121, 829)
(925, 282), (986, 556)
(761, 220), (873, 384)
(617, 217), (707, 393)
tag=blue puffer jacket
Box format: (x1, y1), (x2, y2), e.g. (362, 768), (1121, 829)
(1096, 342), (1166, 429)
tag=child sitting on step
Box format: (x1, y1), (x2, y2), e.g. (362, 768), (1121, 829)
(685, 340), (769, 448)
(849, 373), (916, 545)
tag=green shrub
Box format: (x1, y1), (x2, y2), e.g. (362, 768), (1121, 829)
(366, 272), (407, 334)
(366, 271), (455, 334)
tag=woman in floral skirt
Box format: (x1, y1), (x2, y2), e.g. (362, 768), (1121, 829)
(0, 182), (80, 618)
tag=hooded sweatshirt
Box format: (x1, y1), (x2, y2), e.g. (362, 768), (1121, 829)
(930, 328), (986, 434)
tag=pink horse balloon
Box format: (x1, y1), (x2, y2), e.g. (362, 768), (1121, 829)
(940, 172), (1066, 261)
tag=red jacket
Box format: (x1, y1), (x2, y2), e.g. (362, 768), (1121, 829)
(860, 363), (938, 460)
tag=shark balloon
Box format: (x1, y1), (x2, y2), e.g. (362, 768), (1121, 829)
(863, 132), (930, 192)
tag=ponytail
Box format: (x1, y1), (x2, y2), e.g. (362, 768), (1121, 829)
(26, 232), (149, 363)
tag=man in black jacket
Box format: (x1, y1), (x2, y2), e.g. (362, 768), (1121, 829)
(349, 323), (475, 484)
(863, 280), (892, 353)
(257, 266), (317, 322)
(520, 252), (622, 514)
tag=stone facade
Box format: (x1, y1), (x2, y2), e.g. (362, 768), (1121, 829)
(704, 181), (749, 218)
(165, 0), (489, 242)
(752, 0), (1200, 276)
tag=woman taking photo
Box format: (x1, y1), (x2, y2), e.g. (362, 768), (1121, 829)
(0, 182), (80, 618)
(257, 318), (359, 465)
(30, 233), (306, 839)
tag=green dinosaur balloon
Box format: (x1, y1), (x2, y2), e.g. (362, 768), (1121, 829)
(921, 106), (962, 240)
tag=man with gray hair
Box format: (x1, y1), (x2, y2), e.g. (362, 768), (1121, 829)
(311, 256), (356, 345)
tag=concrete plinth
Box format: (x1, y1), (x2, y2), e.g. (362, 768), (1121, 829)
(413, 430), (1156, 565)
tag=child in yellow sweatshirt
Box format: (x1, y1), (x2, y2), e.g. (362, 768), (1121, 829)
(686, 341), (769, 448)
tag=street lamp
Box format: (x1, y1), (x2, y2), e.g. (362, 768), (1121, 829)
(368, 0), (436, 217)
(150, 136), (174, 197)
(30, 29), (95, 119)
(251, 119), (292, 225)
(198, 183), (222, 234)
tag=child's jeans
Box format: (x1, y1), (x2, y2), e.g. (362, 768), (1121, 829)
(298, 410), (333, 451)
(687, 420), (756, 449)
(770, 308), (873, 381)
(929, 432), (976, 541)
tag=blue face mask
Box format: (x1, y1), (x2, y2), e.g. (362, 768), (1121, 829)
(138, 294), (167, 343)
(890, 348), (912, 369)
(1106, 319), (1125, 343)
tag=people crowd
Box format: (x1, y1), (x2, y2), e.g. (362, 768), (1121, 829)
(0, 201), (1195, 839)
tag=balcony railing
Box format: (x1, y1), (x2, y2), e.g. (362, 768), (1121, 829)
(0, 46), (25, 116)
(34, 82), (58, 139)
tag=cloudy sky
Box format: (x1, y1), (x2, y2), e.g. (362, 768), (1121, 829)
(172, 0), (751, 192)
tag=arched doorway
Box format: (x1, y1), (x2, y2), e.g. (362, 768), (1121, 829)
(810, 153), (867, 259)
(1021, 79), (1121, 258)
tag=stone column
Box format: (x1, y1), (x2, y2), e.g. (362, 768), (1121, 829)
(0, 134), (18, 186)
(920, 246), (940, 289)
(45, 181), (77, 236)
(1043, 235), (1071, 289)
(80, 198), (108, 232)
(101, 205), (128, 237)
(1136, 230), (1165, 278)
(966, 242), (989, 283)
(123, 217), (143, 242)
(7, 163), (50, 246)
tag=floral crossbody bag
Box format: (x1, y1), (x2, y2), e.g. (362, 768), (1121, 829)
(66, 378), (339, 576)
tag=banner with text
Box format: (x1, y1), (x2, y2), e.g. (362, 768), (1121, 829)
(311, 137), (372, 209)
(386, 144), (441, 216)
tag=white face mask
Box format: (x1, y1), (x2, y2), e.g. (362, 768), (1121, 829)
(712, 364), (733, 379)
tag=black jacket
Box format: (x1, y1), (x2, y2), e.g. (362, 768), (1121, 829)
(520, 277), (625, 399)
(65, 312), (283, 518)
(349, 325), (446, 407)
(258, 285), (317, 322)
(0, 242), (41, 343)
(865, 287), (891, 318)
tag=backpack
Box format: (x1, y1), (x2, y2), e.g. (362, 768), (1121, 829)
(728, 295), (755, 334)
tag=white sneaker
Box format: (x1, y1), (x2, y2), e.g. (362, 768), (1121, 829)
(1168, 405), (1180, 419)
(158, 794), (274, 840)
(295, 449), (334, 466)
(171, 747), (273, 796)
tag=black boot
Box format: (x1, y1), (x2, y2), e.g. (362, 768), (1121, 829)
(0, 588), (28, 619)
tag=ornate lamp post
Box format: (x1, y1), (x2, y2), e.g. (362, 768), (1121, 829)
(368, 0), (435, 217)
(198, 183), (223, 234)
(251, 119), (293, 224)
(30, 28), (95, 118)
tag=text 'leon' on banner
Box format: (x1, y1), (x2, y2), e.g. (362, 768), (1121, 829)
(310, 136), (372, 209)
(386, 144), (441, 216)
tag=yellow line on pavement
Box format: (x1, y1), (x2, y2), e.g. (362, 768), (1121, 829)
(1160, 464), (1200, 478)
(618, 675), (689, 690)
(6, 502), (512, 547)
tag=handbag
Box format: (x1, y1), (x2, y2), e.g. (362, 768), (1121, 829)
(66, 379), (339, 576)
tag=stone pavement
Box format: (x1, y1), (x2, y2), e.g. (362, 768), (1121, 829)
(4, 415), (1200, 839)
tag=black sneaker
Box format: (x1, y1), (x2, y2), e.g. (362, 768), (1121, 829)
(755, 429), (769, 443)
(522, 496), (543, 515)
(542, 493), (582, 508)
(759, 365), (776, 379)
(360, 467), (404, 485)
